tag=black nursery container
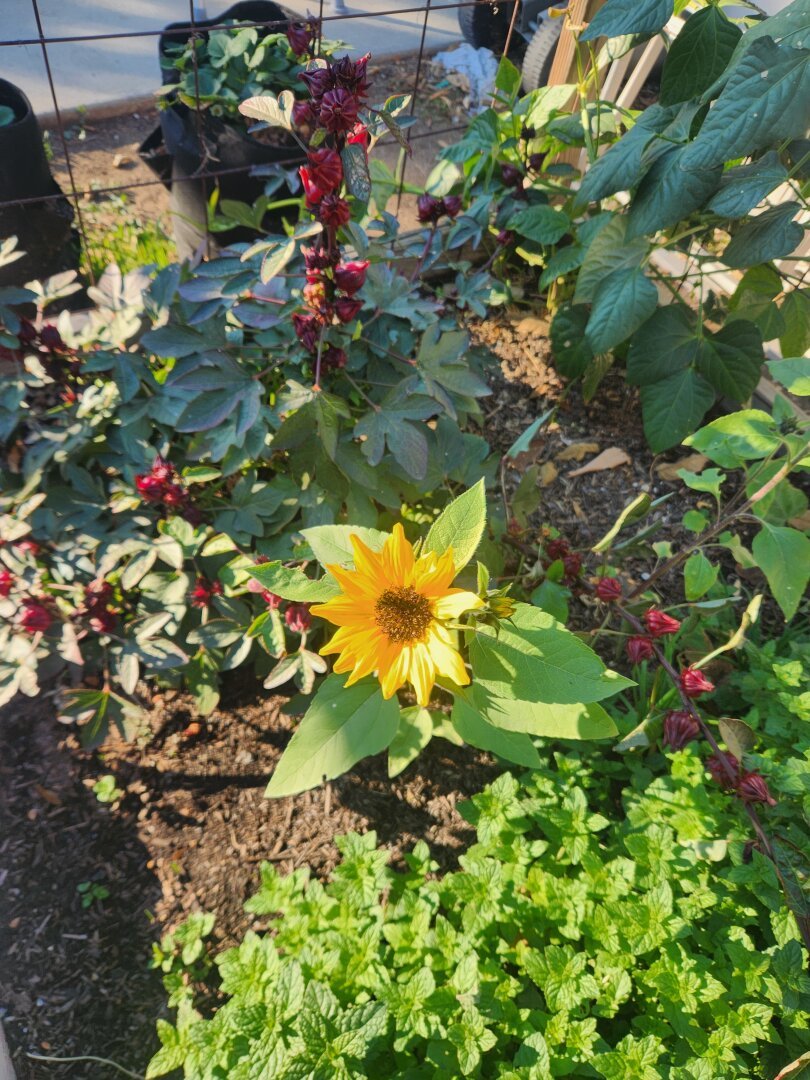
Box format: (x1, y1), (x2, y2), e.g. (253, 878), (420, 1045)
(139, 0), (305, 260)
(0, 79), (77, 287)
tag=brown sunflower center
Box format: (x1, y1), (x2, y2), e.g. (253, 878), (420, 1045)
(375, 586), (432, 644)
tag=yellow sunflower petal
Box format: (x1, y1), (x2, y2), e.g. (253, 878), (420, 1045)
(426, 625), (470, 687)
(310, 597), (375, 627)
(414, 548), (457, 595)
(350, 533), (387, 586)
(433, 589), (484, 621)
(381, 523), (415, 585)
(408, 642), (437, 706)
(323, 563), (379, 600)
(379, 644), (410, 699)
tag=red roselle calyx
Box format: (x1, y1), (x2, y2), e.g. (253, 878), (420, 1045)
(627, 636), (654, 664)
(0, 569), (13, 597)
(306, 148), (343, 192)
(191, 577), (223, 608)
(321, 345), (347, 371)
(285, 602), (311, 633)
(595, 576), (622, 602)
(319, 193), (351, 228)
(335, 297), (363, 323)
(286, 22), (313, 57)
(679, 666), (715, 698)
(334, 260), (369, 295)
(662, 710), (700, 751)
(706, 752), (740, 791)
(319, 87), (359, 133)
(644, 607), (681, 637)
(737, 772), (777, 806)
(19, 600), (53, 634)
(263, 590), (283, 609)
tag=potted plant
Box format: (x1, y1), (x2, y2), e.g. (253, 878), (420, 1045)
(139, 1), (341, 257)
(0, 78), (77, 287)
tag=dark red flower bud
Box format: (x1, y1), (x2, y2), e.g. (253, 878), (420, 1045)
(562, 553), (582, 582)
(706, 752), (739, 791)
(500, 163), (523, 187)
(292, 99), (316, 128)
(298, 66), (335, 101)
(737, 772), (777, 807)
(285, 602), (311, 633)
(321, 345), (347, 371)
(135, 473), (166, 503)
(307, 147), (343, 192)
(595, 576), (622, 602)
(161, 483), (188, 509)
(19, 600), (52, 634)
(151, 456), (174, 484)
(521, 124), (536, 140)
(347, 121), (369, 148)
(89, 608), (117, 634)
(679, 666), (715, 698)
(335, 297), (362, 323)
(183, 505), (204, 526)
(18, 318), (37, 345)
(15, 539), (41, 557)
(303, 245), (338, 272)
(84, 580), (114, 604)
(319, 193), (351, 228)
(545, 538), (569, 561)
(627, 636), (654, 664)
(662, 710), (699, 751)
(262, 590), (283, 609)
(528, 153), (544, 172)
(299, 166), (328, 209)
(644, 608), (681, 638)
(190, 577), (222, 608)
(442, 195), (463, 218)
(333, 53), (370, 98)
(293, 312), (321, 352)
(417, 193), (442, 225)
(0, 569), (14, 596)
(286, 22), (313, 57)
(496, 229), (514, 246)
(39, 324), (64, 351)
(334, 260), (369, 295)
(319, 87), (359, 133)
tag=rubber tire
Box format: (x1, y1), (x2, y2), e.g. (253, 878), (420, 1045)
(458, 0), (518, 55)
(521, 17), (563, 91)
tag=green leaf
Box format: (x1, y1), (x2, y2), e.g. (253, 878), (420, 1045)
(780, 290), (810, 357)
(388, 706), (434, 778)
(508, 204), (571, 245)
(260, 238), (296, 284)
(424, 480), (486, 572)
(684, 409), (779, 467)
(722, 202), (804, 269)
(575, 105), (679, 206)
(592, 492), (652, 552)
(238, 89), (295, 128)
(684, 551), (719, 600)
(478, 688), (618, 740)
(186, 620), (244, 649)
(678, 467), (725, 500)
(707, 151), (789, 218)
(660, 5), (742, 106)
(302, 524), (388, 568)
(627, 148), (722, 238)
(752, 523), (810, 621)
(640, 368), (715, 452)
(469, 603), (632, 704)
(141, 325), (205, 358)
(451, 696), (541, 767)
(767, 357), (810, 396)
(250, 562), (340, 602)
(266, 675), (399, 797)
(696, 319), (763, 402)
(529, 579), (570, 623)
(626, 305), (699, 386)
(585, 268), (659, 353)
(574, 217), (648, 303)
(728, 264), (786, 342)
(506, 411), (554, 460)
(581, 0), (673, 41)
(341, 142), (371, 203)
(681, 39), (810, 170)
(550, 303), (594, 378)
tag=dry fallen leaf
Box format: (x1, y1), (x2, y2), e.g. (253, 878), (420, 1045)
(514, 316), (548, 336)
(789, 509), (810, 531)
(556, 441), (600, 462)
(34, 784), (61, 806)
(568, 447), (631, 477)
(572, 499), (585, 520)
(112, 153), (134, 169)
(539, 461), (558, 487)
(656, 453), (708, 482)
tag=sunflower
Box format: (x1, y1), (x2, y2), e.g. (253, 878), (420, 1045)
(311, 524), (483, 706)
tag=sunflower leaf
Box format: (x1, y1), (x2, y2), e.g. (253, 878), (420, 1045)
(249, 562), (340, 603)
(424, 480), (487, 572)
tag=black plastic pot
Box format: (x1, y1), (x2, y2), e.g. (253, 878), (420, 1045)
(139, 0), (305, 259)
(0, 79), (77, 287)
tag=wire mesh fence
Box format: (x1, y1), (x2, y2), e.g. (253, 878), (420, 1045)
(0, 0), (516, 284)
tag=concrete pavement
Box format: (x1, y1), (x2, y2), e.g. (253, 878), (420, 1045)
(2, 0), (460, 116)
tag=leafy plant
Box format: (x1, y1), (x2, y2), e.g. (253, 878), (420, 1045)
(77, 880), (109, 908)
(147, 695), (810, 1078)
(442, 0), (809, 451)
(92, 774), (124, 803)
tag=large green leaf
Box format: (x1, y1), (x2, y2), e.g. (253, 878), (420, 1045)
(684, 551), (719, 600)
(683, 409), (780, 467)
(424, 479), (486, 571)
(779, 291), (810, 357)
(585, 268), (659, 353)
(388, 707), (435, 778)
(574, 217), (648, 303)
(549, 303), (594, 378)
(508, 204), (571, 245)
(469, 604), (632, 705)
(696, 320), (764, 401)
(752, 523), (810, 621)
(302, 524), (388, 569)
(627, 148), (722, 238)
(581, 0), (673, 41)
(451, 696), (541, 767)
(728, 264), (786, 342)
(660, 6), (742, 106)
(725, 0), (810, 71)
(681, 39), (810, 170)
(707, 152), (789, 218)
(767, 357), (810, 396)
(626, 305), (699, 385)
(640, 368), (715, 452)
(266, 675), (399, 797)
(722, 202), (804, 269)
(250, 562), (340, 602)
(476, 688), (618, 740)
(575, 105), (679, 206)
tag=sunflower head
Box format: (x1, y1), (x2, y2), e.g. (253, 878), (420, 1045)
(310, 523), (482, 706)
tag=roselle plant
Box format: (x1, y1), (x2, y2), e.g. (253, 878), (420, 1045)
(441, 0), (810, 451)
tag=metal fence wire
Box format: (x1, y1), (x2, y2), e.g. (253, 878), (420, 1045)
(0, 0), (519, 281)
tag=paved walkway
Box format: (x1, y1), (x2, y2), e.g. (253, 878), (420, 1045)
(2, 0), (460, 115)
